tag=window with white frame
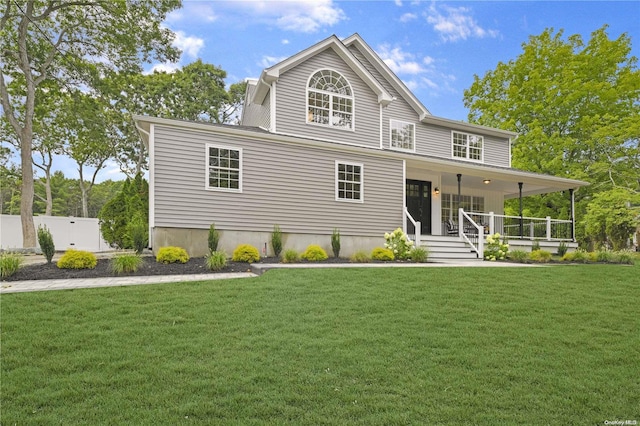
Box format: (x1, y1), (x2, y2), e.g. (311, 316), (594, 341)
(207, 145), (241, 191)
(441, 193), (484, 222)
(307, 69), (353, 130)
(452, 131), (483, 161)
(390, 120), (415, 151)
(336, 161), (363, 201)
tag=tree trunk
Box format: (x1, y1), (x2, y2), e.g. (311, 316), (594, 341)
(20, 128), (36, 247)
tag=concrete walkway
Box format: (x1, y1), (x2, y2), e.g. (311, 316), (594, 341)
(1, 260), (542, 294)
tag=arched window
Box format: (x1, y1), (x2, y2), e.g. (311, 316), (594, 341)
(307, 69), (353, 130)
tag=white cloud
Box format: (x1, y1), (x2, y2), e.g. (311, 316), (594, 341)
(399, 12), (417, 23)
(425, 4), (498, 42)
(218, 0), (345, 33)
(145, 30), (204, 74)
(148, 62), (181, 74)
(282, 39), (290, 45)
(173, 31), (204, 59)
(375, 44), (457, 95)
(377, 44), (425, 75)
(259, 55), (288, 68)
(395, 0), (403, 5)
(166, 3), (217, 23)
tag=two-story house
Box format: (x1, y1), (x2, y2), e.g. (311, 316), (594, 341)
(134, 34), (587, 259)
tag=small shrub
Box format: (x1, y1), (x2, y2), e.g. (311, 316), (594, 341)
(596, 249), (614, 263)
(208, 224), (220, 252)
(372, 247), (394, 261)
(508, 250), (529, 263)
(205, 250), (227, 271)
(410, 247), (429, 263)
(564, 250), (588, 263)
(271, 225), (283, 257)
(111, 253), (143, 274)
(156, 246), (189, 264)
(384, 228), (414, 260)
(531, 241), (541, 251)
(588, 251), (599, 263)
(350, 250), (371, 263)
(529, 249), (552, 263)
(57, 249), (97, 269)
(557, 242), (568, 257)
(301, 245), (328, 262)
(331, 228), (341, 258)
(612, 250), (635, 265)
(484, 233), (509, 261)
(232, 244), (260, 263)
(37, 225), (55, 264)
(281, 249), (300, 263)
(127, 214), (147, 254)
(0, 252), (24, 278)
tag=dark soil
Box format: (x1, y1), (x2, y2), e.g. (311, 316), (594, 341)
(4, 256), (355, 282)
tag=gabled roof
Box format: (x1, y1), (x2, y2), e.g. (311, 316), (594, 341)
(343, 33), (432, 120)
(251, 35), (394, 106)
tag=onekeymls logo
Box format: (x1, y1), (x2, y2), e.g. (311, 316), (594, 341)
(604, 421), (637, 425)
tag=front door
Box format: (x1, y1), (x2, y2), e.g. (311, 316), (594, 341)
(406, 179), (432, 235)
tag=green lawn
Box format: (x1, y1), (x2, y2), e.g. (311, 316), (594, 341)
(2, 265), (639, 424)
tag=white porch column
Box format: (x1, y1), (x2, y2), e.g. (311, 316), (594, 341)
(489, 211), (495, 235)
(546, 216), (551, 241)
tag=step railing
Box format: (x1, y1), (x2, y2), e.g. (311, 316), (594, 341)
(458, 208), (483, 258)
(404, 207), (421, 246)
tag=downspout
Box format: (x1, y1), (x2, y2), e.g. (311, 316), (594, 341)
(518, 182), (523, 238)
(569, 188), (575, 242)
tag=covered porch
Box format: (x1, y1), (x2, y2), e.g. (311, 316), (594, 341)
(402, 158), (589, 258)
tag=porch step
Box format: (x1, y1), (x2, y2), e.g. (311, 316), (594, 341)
(419, 235), (482, 261)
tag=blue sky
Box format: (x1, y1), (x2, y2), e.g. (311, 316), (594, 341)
(51, 0), (640, 182)
(155, 0), (640, 121)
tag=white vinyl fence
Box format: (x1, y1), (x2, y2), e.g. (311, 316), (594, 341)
(0, 215), (110, 252)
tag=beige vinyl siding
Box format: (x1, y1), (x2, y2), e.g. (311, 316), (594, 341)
(153, 125), (403, 236)
(349, 45), (512, 167)
(274, 48), (381, 148)
(241, 84), (270, 129)
(483, 135), (510, 166)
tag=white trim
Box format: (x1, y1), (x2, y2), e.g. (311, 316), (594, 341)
(306, 68), (355, 132)
(335, 160), (364, 203)
(255, 35), (393, 106)
(508, 137), (512, 168)
(205, 143), (243, 193)
(270, 81), (277, 133)
(148, 124), (155, 230)
(402, 160), (407, 233)
(133, 116), (589, 194)
(451, 130), (484, 163)
(389, 119), (416, 153)
(379, 104), (383, 149)
(343, 34), (431, 118)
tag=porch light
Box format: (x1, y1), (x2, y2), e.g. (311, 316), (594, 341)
(483, 179), (491, 184)
(434, 187), (440, 195)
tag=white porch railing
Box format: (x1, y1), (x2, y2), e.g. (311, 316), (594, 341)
(404, 207), (421, 246)
(458, 209), (483, 258)
(467, 212), (573, 241)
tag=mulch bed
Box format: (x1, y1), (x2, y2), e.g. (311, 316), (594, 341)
(4, 256), (356, 282)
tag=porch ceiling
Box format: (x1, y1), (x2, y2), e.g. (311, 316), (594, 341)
(406, 158), (588, 198)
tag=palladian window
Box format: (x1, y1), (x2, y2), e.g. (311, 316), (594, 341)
(307, 69), (353, 130)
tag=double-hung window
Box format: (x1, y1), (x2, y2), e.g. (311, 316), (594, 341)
(336, 161), (363, 202)
(307, 69), (353, 130)
(390, 120), (415, 151)
(207, 144), (242, 191)
(452, 131), (483, 162)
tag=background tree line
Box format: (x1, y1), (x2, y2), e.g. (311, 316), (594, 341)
(464, 26), (640, 249)
(1, 0), (244, 247)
